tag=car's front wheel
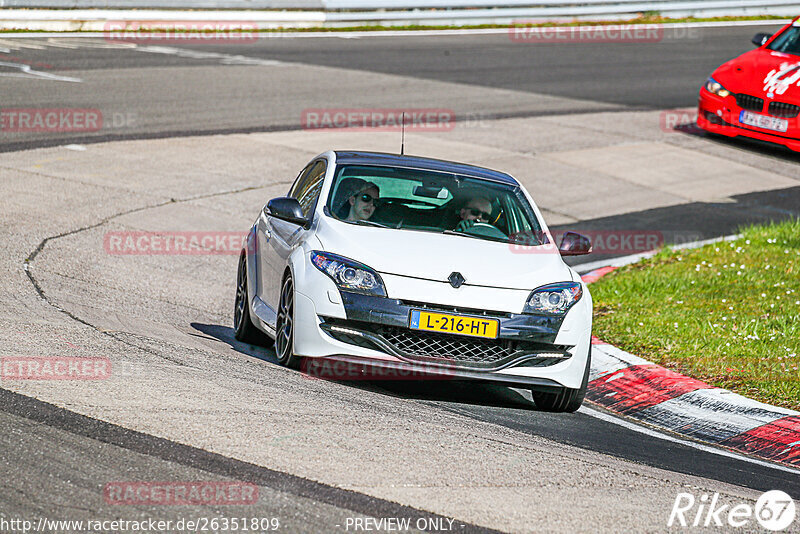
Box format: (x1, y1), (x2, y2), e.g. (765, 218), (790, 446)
(275, 273), (301, 369)
(531, 344), (591, 413)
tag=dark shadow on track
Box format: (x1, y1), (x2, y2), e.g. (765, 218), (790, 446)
(704, 134), (800, 163)
(670, 121), (800, 164)
(191, 322), (279, 365)
(191, 322), (536, 409)
(325, 379), (535, 410)
(559, 185), (800, 268)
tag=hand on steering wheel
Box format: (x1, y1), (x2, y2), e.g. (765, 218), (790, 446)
(455, 219), (476, 232)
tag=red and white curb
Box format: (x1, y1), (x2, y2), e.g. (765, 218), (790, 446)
(581, 263), (800, 468)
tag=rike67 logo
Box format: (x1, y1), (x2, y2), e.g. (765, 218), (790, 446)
(669, 490), (796, 531)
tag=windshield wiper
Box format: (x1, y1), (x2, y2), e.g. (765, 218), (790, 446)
(441, 230), (513, 244)
(440, 230), (482, 240)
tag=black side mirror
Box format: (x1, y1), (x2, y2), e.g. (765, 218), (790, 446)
(265, 197), (310, 229)
(558, 231), (592, 256)
(752, 33), (772, 47)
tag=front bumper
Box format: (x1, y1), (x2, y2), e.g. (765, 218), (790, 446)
(292, 288), (592, 389)
(323, 291), (568, 370)
(301, 354), (567, 392)
(697, 89), (800, 152)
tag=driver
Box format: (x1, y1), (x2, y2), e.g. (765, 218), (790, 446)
(455, 195), (493, 232)
(346, 182), (380, 222)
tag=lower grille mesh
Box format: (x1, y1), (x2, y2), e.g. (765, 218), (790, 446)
(379, 326), (515, 364)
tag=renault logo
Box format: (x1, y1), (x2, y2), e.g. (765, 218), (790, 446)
(448, 272), (465, 288)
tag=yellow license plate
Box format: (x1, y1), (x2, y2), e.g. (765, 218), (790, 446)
(409, 310), (499, 339)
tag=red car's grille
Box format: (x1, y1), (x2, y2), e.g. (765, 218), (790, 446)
(735, 93), (764, 112)
(768, 101), (800, 118)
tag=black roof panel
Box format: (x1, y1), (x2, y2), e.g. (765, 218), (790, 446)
(333, 151), (518, 185)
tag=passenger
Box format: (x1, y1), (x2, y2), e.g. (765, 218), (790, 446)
(346, 182), (380, 222)
(455, 195), (493, 232)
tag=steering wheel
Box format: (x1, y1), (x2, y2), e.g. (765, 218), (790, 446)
(461, 222), (508, 239)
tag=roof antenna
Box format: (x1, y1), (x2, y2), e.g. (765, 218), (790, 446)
(400, 111), (405, 156)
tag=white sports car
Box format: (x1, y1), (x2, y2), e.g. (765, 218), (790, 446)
(234, 151), (593, 412)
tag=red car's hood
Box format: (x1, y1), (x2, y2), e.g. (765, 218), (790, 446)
(714, 48), (800, 99)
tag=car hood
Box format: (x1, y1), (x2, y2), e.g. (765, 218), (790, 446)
(314, 217), (574, 290)
(714, 48), (800, 99)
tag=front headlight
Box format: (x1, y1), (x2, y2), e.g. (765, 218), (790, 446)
(705, 77), (731, 97)
(523, 282), (582, 315)
(310, 251), (386, 296)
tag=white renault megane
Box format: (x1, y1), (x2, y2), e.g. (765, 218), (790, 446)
(234, 151), (593, 412)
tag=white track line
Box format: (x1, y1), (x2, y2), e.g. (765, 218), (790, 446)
(0, 60), (82, 82)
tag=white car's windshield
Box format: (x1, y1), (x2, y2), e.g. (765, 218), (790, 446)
(326, 164), (545, 245)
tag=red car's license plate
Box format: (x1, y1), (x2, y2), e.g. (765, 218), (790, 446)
(739, 110), (788, 132)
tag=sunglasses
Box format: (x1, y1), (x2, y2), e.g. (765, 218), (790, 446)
(466, 207), (491, 220)
(357, 193), (380, 205)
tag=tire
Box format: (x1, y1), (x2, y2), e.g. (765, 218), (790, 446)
(275, 273), (301, 369)
(233, 253), (266, 345)
(531, 343), (591, 413)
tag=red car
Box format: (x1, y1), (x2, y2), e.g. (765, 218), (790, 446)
(698, 18), (800, 151)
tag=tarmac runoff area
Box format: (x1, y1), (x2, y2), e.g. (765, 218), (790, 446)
(1, 110), (799, 531)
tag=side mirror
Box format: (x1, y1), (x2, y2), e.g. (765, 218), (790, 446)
(265, 197), (310, 229)
(558, 231), (592, 256)
(752, 32), (771, 47)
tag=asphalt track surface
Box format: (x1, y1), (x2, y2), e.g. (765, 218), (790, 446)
(1, 25), (800, 532)
(0, 25), (789, 150)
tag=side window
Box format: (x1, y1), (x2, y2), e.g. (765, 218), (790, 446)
(289, 162), (313, 196)
(289, 160), (326, 218)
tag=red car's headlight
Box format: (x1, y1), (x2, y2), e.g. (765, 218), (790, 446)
(705, 77), (731, 98)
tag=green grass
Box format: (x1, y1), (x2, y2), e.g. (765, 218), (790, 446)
(591, 219), (800, 410)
